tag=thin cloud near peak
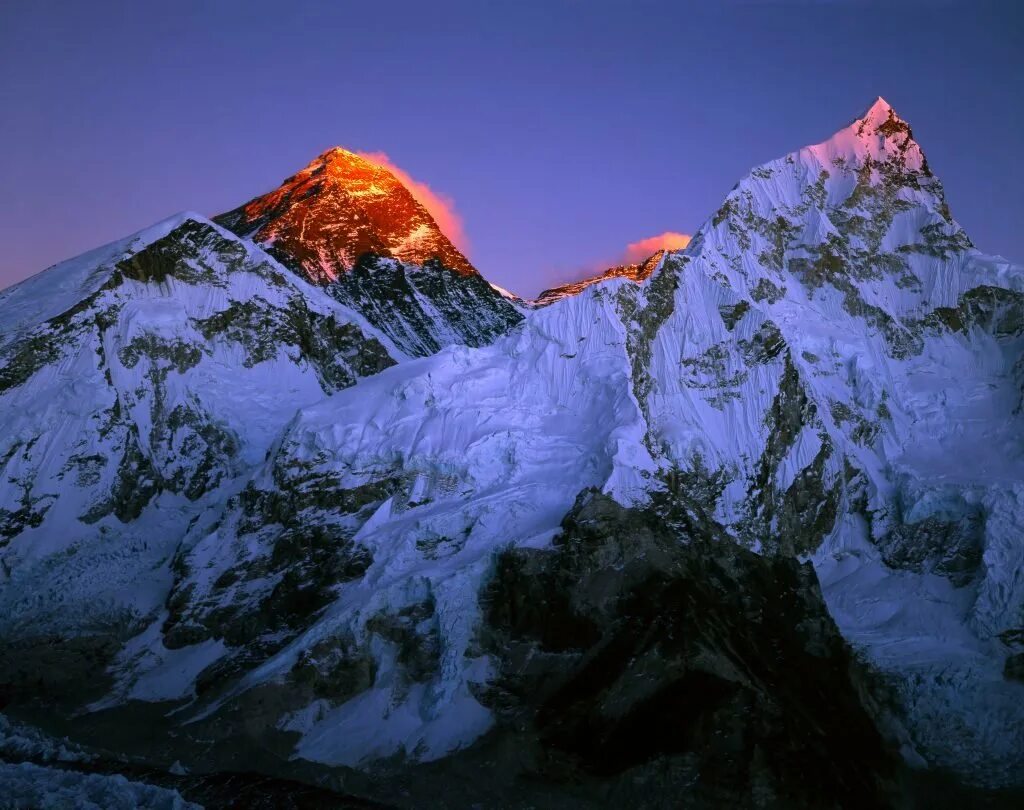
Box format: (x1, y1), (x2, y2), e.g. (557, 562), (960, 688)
(357, 150), (471, 255)
(545, 230), (693, 294)
(623, 231), (691, 263)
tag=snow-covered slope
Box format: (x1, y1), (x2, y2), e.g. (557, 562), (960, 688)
(215, 148), (523, 357)
(1, 98), (1023, 802)
(0, 214), (399, 652)
(642, 97), (1024, 783)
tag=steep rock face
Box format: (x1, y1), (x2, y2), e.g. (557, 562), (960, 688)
(215, 148), (474, 280)
(533, 249), (667, 307)
(133, 284), (645, 766)
(170, 251), (853, 776)
(0, 214), (398, 705)
(215, 148), (523, 357)
(330, 254), (526, 357)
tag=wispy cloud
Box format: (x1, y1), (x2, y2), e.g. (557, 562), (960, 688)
(546, 230), (692, 292)
(357, 151), (470, 254)
(623, 231), (691, 263)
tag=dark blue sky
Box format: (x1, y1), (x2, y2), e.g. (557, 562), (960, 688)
(1, 0), (1021, 297)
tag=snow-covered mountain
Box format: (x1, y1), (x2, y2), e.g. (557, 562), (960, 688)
(215, 147), (523, 357)
(0, 214), (399, 644)
(2, 98), (1023, 807)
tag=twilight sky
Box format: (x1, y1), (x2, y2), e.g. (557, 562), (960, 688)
(1, 0), (1021, 298)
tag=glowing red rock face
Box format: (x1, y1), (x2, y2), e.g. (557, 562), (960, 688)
(533, 250), (671, 307)
(216, 147), (476, 283)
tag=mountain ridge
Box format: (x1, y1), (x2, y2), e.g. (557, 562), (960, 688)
(1, 98), (1023, 806)
(533, 250), (669, 307)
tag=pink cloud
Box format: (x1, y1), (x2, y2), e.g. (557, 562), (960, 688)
(356, 151), (470, 254)
(622, 231), (691, 263)
(549, 230), (693, 291)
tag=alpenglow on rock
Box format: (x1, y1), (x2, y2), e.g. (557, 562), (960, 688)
(0, 98), (1022, 807)
(215, 147), (523, 357)
(533, 249), (669, 307)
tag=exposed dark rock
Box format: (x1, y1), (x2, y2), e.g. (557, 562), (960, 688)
(473, 489), (900, 808)
(118, 219), (251, 287)
(877, 510), (985, 588)
(0, 332), (63, 394)
(742, 352), (840, 553)
(365, 596), (441, 685)
(750, 277), (785, 304)
(738, 320), (785, 364)
(81, 427), (162, 523)
(331, 255), (522, 358)
(162, 521), (373, 651)
(0, 632), (126, 710)
(534, 250), (669, 307)
(290, 633), (378, 703)
(718, 299), (750, 330)
(0, 478), (55, 542)
(194, 294), (396, 393)
(616, 254), (684, 449)
(1005, 653), (1024, 683)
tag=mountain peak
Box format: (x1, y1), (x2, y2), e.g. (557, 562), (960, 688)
(319, 145), (358, 160)
(797, 95), (924, 173)
(214, 147), (475, 281)
(306, 146), (386, 178)
(862, 95), (895, 122)
(853, 95), (912, 141)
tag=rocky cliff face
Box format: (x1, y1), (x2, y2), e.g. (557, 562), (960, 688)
(215, 148), (523, 357)
(215, 147), (474, 281)
(1, 99), (1023, 807)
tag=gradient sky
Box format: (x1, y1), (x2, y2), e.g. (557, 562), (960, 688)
(1, 0), (1022, 298)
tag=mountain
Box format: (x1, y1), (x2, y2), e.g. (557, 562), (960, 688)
(0, 214), (399, 644)
(533, 249), (669, 306)
(215, 147), (474, 281)
(215, 148), (523, 357)
(2, 98), (1024, 807)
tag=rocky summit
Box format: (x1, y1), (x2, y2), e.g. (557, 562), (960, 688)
(1, 99), (1023, 808)
(215, 148), (523, 357)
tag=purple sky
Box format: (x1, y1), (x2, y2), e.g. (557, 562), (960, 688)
(1, 1), (1022, 298)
